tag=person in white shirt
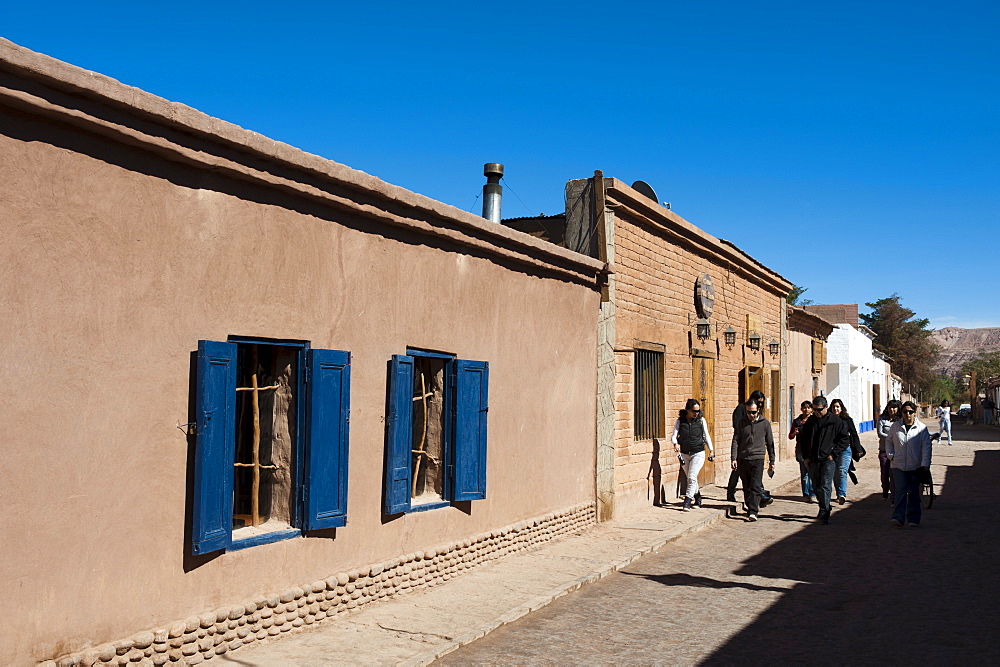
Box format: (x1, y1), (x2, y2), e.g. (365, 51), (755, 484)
(886, 401), (933, 527)
(935, 400), (953, 445)
(672, 398), (715, 511)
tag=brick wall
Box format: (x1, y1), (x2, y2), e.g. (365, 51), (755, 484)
(602, 183), (790, 515)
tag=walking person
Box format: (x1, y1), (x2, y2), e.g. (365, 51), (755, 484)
(829, 398), (862, 505)
(672, 399), (715, 511)
(936, 400), (953, 445)
(730, 399), (775, 522)
(886, 401), (933, 528)
(789, 400), (814, 502)
(877, 400), (902, 500)
(727, 390), (768, 502)
(983, 397), (996, 426)
(800, 395), (850, 525)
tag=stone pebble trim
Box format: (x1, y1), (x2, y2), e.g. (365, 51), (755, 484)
(44, 503), (595, 666)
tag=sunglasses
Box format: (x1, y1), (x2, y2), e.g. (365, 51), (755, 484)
(747, 410), (759, 415)
(903, 409), (916, 414)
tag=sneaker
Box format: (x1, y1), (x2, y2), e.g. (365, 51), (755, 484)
(747, 514), (758, 522)
(907, 522), (920, 528)
(890, 519), (903, 527)
(682, 496), (692, 512)
(694, 492), (703, 509)
(837, 496), (846, 505)
(760, 496), (774, 508)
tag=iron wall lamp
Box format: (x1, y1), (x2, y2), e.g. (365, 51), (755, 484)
(696, 318), (712, 341)
(768, 339), (780, 357)
(749, 332), (761, 352)
(723, 326), (737, 349)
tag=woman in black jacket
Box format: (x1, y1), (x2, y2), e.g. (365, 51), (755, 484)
(829, 398), (862, 505)
(671, 398), (715, 511)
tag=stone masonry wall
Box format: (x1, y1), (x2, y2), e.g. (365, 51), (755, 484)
(44, 504), (595, 666)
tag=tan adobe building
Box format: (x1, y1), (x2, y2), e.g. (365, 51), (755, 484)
(0, 39), (606, 665)
(784, 306), (835, 459)
(506, 174), (794, 519)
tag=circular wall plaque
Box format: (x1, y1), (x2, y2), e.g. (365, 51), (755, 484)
(695, 274), (715, 318)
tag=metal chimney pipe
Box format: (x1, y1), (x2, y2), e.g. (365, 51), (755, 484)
(482, 163), (503, 223)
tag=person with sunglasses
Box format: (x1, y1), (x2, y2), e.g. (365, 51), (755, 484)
(799, 395), (850, 525)
(730, 399), (775, 521)
(886, 401), (933, 528)
(727, 390), (771, 503)
(672, 398), (715, 511)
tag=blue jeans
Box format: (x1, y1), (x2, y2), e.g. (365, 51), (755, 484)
(809, 458), (836, 516)
(891, 468), (922, 525)
(799, 460), (814, 497)
(835, 447), (852, 499)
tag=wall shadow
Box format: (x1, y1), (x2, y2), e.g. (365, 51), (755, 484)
(700, 448), (1000, 665)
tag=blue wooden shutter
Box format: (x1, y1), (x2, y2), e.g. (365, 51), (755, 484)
(304, 348), (351, 530)
(452, 359), (489, 501)
(384, 354), (414, 514)
(192, 340), (237, 554)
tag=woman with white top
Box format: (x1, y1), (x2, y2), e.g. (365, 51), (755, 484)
(672, 398), (715, 511)
(935, 400), (953, 445)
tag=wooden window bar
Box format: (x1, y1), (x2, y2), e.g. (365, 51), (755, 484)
(411, 369), (439, 496)
(234, 347), (282, 528)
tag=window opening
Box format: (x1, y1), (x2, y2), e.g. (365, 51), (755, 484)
(635, 349), (664, 440)
(411, 356), (447, 505)
(233, 343), (296, 538)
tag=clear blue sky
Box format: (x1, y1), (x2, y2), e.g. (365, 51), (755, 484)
(4, 1), (997, 329)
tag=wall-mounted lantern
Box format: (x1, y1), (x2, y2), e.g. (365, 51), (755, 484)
(768, 339), (780, 357)
(696, 318), (712, 341)
(723, 326), (737, 349)
(749, 332), (761, 352)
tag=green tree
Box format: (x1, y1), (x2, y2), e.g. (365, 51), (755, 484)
(927, 374), (961, 406)
(859, 294), (939, 391)
(787, 285), (813, 306)
(960, 350), (1000, 385)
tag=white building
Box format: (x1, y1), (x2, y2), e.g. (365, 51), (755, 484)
(805, 305), (892, 433)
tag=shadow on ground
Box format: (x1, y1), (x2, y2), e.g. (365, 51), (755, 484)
(702, 422), (1000, 665)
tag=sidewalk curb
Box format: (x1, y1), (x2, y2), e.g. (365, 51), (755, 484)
(402, 509), (727, 666)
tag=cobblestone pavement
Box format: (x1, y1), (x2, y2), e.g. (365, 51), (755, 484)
(441, 423), (1000, 665)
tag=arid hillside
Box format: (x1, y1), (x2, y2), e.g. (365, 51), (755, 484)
(932, 327), (1000, 377)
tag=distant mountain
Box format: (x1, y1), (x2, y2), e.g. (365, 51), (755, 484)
(932, 327), (1000, 377)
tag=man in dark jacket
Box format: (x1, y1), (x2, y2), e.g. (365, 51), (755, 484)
(730, 399), (775, 521)
(800, 395), (851, 524)
(727, 390), (767, 502)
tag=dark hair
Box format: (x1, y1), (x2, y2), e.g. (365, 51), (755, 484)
(749, 390), (765, 402)
(829, 398), (852, 420)
(800, 400), (813, 409)
(940, 400), (950, 407)
(881, 399), (902, 420)
(901, 401), (918, 413)
(679, 398), (702, 419)
(812, 395), (828, 408)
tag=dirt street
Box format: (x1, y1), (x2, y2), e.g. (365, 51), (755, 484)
(441, 422), (1000, 665)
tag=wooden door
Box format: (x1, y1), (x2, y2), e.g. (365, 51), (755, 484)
(745, 366), (765, 400)
(692, 355), (716, 485)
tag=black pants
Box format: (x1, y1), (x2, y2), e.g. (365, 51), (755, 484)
(737, 459), (766, 514)
(728, 467), (770, 499)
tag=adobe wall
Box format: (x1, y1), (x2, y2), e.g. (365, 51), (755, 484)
(598, 181), (792, 516)
(786, 330), (823, 457)
(0, 40), (602, 665)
